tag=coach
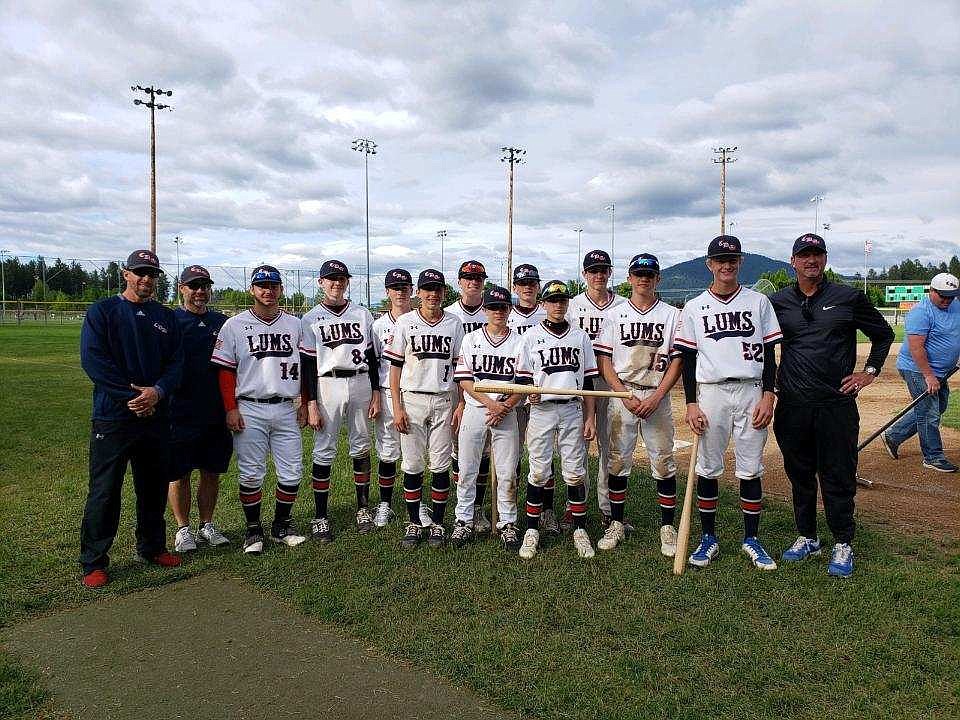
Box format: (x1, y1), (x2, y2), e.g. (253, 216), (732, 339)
(770, 233), (893, 578)
(881, 272), (960, 473)
(79, 249), (184, 588)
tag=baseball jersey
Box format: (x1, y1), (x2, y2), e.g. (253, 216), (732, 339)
(299, 300), (375, 375)
(594, 299), (681, 387)
(384, 309), (464, 393)
(516, 322), (599, 401)
(674, 286), (783, 383)
(454, 327), (524, 407)
(211, 310), (303, 398)
(445, 299), (486, 335)
(567, 291), (625, 340)
(508, 303), (546, 335)
(372, 310), (403, 389)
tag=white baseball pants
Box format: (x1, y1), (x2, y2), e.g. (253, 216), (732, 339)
(399, 391), (453, 475)
(607, 386), (677, 480)
(525, 401), (587, 487)
(593, 379), (613, 513)
(312, 375), (372, 465)
(234, 399), (302, 489)
(375, 389), (401, 462)
(455, 403), (519, 526)
(696, 380), (767, 480)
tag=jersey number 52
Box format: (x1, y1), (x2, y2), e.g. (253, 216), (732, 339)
(741, 343), (763, 362)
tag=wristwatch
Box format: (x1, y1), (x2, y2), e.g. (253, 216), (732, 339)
(864, 365), (879, 377)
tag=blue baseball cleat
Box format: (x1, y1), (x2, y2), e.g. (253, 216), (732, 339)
(741, 536), (777, 570)
(781, 536), (822, 563)
(688, 533), (719, 567)
(828, 543), (854, 577)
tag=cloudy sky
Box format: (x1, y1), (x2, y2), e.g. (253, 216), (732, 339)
(2, 0), (958, 300)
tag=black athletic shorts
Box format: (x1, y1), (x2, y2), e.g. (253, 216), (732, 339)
(170, 422), (233, 478)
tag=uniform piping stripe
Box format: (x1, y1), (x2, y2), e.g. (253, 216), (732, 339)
(740, 499), (762, 513)
(239, 490), (262, 506)
(697, 498), (719, 511)
(210, 355), (237, 367)
(673, 337), (696, 349)
(354, 473), (370, 486)
(569, 501), (587, 515)
(275, 489), (298, 503)
(312, 479), (330, 491)
(628, 298), (660, 315)
(430, 489), (449, 502)
(608, 490), (627, 503)
(657, 494), (677, 508)
(707, 286), (742, 305)
(403, 489), (421, 501)
(763, 331), (783, 341)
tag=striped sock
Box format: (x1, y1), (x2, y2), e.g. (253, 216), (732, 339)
(378, 460), (396, 505)
(353, 456), (371, 508)
(740, 477), (763, 538)
(608, 474), (627, 522)
(274, 481), (299, 521)
(542, 474), (556, 511)
(404, 472), (423, 524)
(430, 470), (450, 523)
(525, 482), (543, 530)
(696, 476), (719, 536)
(656, 476), (677, 526)
(568, 482), (587, 530)
(238, 483), (262, 525)
(311, 463), (331, 518)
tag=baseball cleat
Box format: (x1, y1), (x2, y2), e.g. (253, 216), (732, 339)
(270, 520), (306, 547)
(451, 520), (474, 548)
(741, 536), (777, 570)
(309, 517), (334, 543)
(880, 431), (899, 460)
(597, 520), (625, 551)
(688, 533), (719, 567)
(137, 551), (182, 567)
(242, 524), (265, 554)
(197, 522), (230, 546)
(419, 505), (434, 528)
(828, 543), (854, 577)
(922, 457), (958, 473)
(472, 506), (492, 534)
(356, 507), (375, 535)
(659, 525), (678, 557)
(519, 529), (540, 559)
(781, 536), (822, 563)
(373, 502), (395, 528)
(174, 526), (197, 553)
(572, 528), (595, 558)
(499, 523), (522, 551)
(427, 523), (447, 548)
(540, 508), (561, 535)
(559, 507), (574, 533)
(399, 522), (422, 549)
(81, 569), (109, 589)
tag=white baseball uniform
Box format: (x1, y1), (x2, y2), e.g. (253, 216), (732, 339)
(300, 300), (376, 465)
(594, 298), (680, 481)
(211, 310), (303, 489)
(445, 299), (489, 468)
(674, 286), (783, 479)
(567, 291), (625, 513)
(372, 310), (402, 463)
(508, 303), (546, 335)
(453, 327), (523, 527)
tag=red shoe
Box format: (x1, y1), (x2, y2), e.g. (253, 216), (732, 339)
(146, 551), (182, 567)
(82, 569), (109, 588)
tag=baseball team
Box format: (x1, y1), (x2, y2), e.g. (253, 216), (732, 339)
(79, 233), (960, 588)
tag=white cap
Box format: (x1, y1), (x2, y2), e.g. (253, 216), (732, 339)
(929, 272), (960, 298)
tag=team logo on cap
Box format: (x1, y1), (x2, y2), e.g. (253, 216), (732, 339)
(799, 235), (821, 245)
(587, 252), (607, 263)
(138, 251), (153, 261)
(542, 281), (567, 296)
(187, 265), (208, 276)
(515, 265), (537, 279)
(328, 262), (346, 273)
(717, 239), (738, 251)
(460, 261), (486, 275)
(388, 270), (407, 281)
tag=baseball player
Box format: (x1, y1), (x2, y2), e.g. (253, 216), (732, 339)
(594, 253), (682, 555)
(168, 265), (232, 552)
(674, 236), (782, 571)
(300, 260), (381, 542)
(446, 259), (492, 532)
(452, 285), (524, 550)
(370, 268), (414, 529)
(211, 264), (307, 554)
(386, 269), (465, 549)
(516, 280), (599, 559)
(567, 249), (625, 529)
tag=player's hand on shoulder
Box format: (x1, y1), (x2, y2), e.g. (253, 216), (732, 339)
(306, 400), (322, 430)
(226, 408), (245, 433)
(685, 403), (707, 435)
(751, 391), (775, 429)
(368, 392), (381, 420)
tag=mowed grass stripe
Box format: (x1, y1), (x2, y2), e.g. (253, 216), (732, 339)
(0, 325), (958, 720)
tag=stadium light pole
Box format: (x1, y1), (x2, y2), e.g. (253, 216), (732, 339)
(603, 204), (615, 286)
(501, 146), (525, 285)
(173, 234), (183, 284)
(713, 146), (737, 235)
(573, 227), (583, 281)
(0, 249), (8, 322)
(352, 138), (377, 307)
(437, 229), (447, 279)
(810, 194), (824, 234)
(132, 85), (174, 253)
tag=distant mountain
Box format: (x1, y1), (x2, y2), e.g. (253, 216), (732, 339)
(658, 253), (793, 290)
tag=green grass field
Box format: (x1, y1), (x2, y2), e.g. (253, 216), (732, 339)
(1, 325), (958, 720)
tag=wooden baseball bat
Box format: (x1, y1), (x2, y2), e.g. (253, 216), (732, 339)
(473, 381), (633, 399)
(673, 432), (700, 576)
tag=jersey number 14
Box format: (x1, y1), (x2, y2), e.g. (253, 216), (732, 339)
(280, 361), (300, 380)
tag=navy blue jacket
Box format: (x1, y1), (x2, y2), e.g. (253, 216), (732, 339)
(80, 295), (184, 422)
(169, 307), (227, 428)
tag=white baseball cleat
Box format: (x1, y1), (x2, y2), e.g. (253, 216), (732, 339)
(197, 522), (230, 546)
(174, 526), (197, 553)
(597, 520), (625, 551)
(540, 508), (560, 535)
(659, 525), (678, 558)
(270, 521), (306, 547)
(572, 528), (595, 558)
(419, 505), (434, 528)
(472, 506), (491, 533)
(373, 502), (395, 528)
(519, 529), (540, 559)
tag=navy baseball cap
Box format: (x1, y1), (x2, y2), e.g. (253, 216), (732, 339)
(540, 279), (571, 301)
(384, 268), (413, 288)
(458, 260), (488, 279)
(250, 265), (282, 285)
(513, 264), (541, 283)
(319, 259), (351, 279)
(180, 265), (213, 284)
(483, 286), (512, 308)
(628, 253), (660, 275)
(583, 249), (612, 270)
(125, 249), (161, 272)
(707, 235), (743, 258)
(792, 233), (827, 256)
(417, 268), (445, 289)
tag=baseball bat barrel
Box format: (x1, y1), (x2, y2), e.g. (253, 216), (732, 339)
(673, 432), (700, 576)
(473, 382), (633, 399)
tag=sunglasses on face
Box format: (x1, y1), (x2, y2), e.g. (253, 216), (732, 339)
(585, 267), (610, 275)
(131, 268), (160, 279)
(185, 281), (212, 291)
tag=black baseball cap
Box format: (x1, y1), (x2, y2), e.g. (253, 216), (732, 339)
(628, 253), (660, 275)
(583, 249), (612, 270)
(792, 233), (827, 256)
(417, 268), (445, 289)
(513, 264), (541, 283)
(483, 286), (512, 308)
(384, 268), (413, 288)
(180, 265), (213, 284)
(318, 259), (351, 278)
(540, 279), (571, 301)
(458, 260), (488, 279)
(250, 265), (282, 285)
(707, 235), (743, 258)
(125, 249), (161, 272)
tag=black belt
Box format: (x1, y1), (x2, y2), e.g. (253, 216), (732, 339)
(544, 398), (576, 405)
(237, 396), (292, 404)
(321, 369), (364, 378)
(405, 390), (446, 396)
